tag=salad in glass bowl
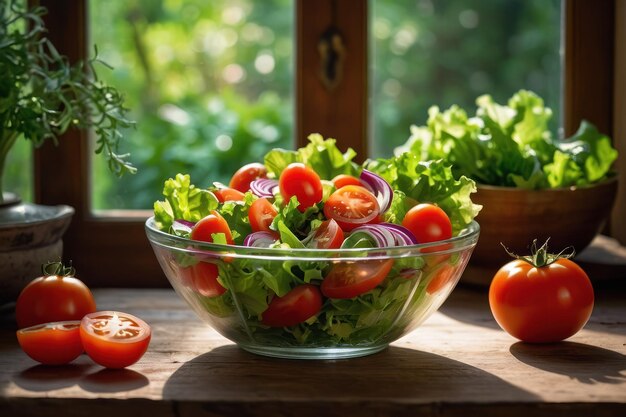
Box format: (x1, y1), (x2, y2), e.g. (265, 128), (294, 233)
(145, 135), (481, 359)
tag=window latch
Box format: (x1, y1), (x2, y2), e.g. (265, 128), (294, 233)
(318, 26), (345, 91)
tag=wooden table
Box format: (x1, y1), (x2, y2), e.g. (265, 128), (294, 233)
(1, 282), (624, 417)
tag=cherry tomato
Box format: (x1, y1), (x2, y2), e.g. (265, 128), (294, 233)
(181, 262), (226, 297)
(331, 174), (363, 189)
(229, 162), (268, 193)
(261, 284), (323, 327)
(213, 187), (245, 203)
(321, 259), (394, 299)
(324, 185), (380, 231)
(489, 243), (594, 343)
(15, 262), (96, 329)
(17, 321), (83, 365)
(191, 211), (234, 244)
(402, 203), (452, 244)
(279, 163), (323, 212)
(307, 219), (344, 249)
(426, 263), (455, 295)
(80, 311), (151, 369)
(249, 197), (278, 232)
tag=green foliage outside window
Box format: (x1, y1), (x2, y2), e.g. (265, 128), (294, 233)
(5, 0), (561, 209)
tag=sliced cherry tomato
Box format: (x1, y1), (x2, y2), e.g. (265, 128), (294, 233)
(426, 263), (455, 295)
(489, 243), (594, 343)
(229, 162), (268, 193)
(213, 187), (245, 203)
(261, 284), (323, 327)
(324, 185), (380, 230)
(249, 197), (278, 232)
(307, 219), (344, 249)
(17, 321), (83, 365)
(279, 163), (323, 212)
(181, 262), (226, 297)
(80, 311), (151, 369)
(402, 203), (452, 244)
(321, 259), (394, 299)
(191, 211), (234, 244)
(331, 174), (363, 189)
(15, 262), (96, 329)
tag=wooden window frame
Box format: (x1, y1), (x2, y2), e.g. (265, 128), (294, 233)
(34, 0), (620, 286)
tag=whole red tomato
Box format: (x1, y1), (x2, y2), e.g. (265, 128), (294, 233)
(488, 241), (594, 343)
(15, 262), (97, 329)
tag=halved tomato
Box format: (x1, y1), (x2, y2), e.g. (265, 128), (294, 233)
(331, 174), (363, 189)
(321, 259), (394, 299)
(181, 262), (227, 297)
(229, 162), (268, 192)
(261, 284), (322, 327)
(191, 211), (234, 244)
(80, 311), (151, 369)
(213, 187), (245, 203)
(17, 321), (83, 365)
(307, 219), (344, 249)
(249, 197), (278, 232)
(324, 185), (380, 231)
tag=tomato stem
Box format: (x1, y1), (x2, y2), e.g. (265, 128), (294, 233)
(500, 239), (575, 268)
(42, 261), (76, 277)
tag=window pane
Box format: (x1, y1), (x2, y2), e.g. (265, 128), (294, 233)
(4, 138), (32, 202)
(371, 0), (562, 157)
(89, 0), (294, 210)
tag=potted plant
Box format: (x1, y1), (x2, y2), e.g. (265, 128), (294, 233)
(396, 89), (619, 284)
(0, 0), (134, 301)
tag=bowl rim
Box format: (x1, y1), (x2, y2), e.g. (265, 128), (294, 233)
(145, 216), (480, 260)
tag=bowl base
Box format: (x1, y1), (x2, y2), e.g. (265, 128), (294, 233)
(239, 343), (389, 360)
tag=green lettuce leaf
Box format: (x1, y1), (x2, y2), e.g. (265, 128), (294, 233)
(365, 155), (481, 233)
(264, 133), (360, 180)
(153, 173), (219, 231)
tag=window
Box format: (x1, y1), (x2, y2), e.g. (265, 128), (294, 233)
(89, 0), (294, 210)
(33, 0), (619, 286)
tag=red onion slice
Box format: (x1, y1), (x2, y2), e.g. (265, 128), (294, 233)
(250, 178), (278, 198)
(243, 231), (279, 248)
(172, 219), (195, 235)
(360, 169), (393, 213)
(378, 222), (417, 245)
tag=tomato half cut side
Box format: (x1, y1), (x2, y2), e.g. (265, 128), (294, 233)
(321, 259), (394, 299)
(324, 185), (380, 229)
(307, 219), (344, 249)
(261, 284), (323, 327)
(80, 311), (151, 369)
(249, 197), (278, 232)
(17, 321), (83, 365)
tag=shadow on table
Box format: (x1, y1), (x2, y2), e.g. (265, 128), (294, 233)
(11, 358), (149, 393)
(510, 341), (626, 384)
(162, 344), (539, 404)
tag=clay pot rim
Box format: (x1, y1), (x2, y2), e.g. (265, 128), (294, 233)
(0, 203), (75, 229)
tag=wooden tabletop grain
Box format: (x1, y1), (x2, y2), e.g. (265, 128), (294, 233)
(0, 284), (624, 417)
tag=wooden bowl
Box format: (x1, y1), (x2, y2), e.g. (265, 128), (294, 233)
(469, 177), (618, 270)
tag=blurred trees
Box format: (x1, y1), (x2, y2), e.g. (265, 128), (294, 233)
(5, 0), (561, 208)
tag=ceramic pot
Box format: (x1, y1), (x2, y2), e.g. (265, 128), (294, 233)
(462, 177), (618, 285)
(0, 193), (74, 303)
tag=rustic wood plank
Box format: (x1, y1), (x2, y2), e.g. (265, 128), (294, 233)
(0, 287), (624, 416)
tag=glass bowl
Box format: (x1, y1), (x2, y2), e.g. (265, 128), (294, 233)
(145, 217), (479, 359)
